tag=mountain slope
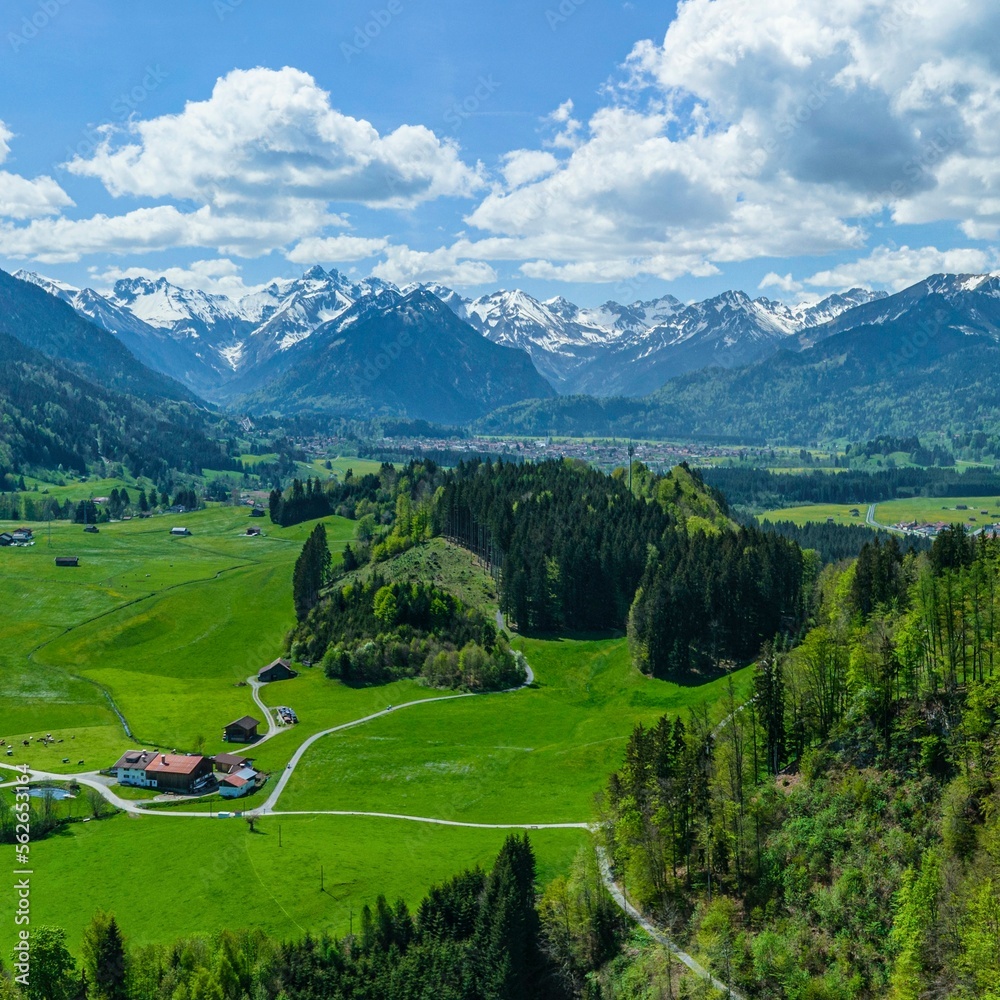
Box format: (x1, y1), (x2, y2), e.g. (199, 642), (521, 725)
(234, 289), (555, 423)
(0, 331), (234, 476)
(428, 283), (885, 396)
(0, 269), (197, 403)
(476, 286), (1000, 442)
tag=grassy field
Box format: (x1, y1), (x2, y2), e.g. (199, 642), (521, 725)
(6, 812), (587, 954)
(278, 637), (748, 825)
(758, 503), (870, 528)
(873, 496), (1000, 526)
(0, 507), (356, 770)
(347, 536), (501, 615)
(0, 506), (749, 957)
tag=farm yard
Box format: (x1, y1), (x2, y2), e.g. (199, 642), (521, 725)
(0, 504), (748, 954)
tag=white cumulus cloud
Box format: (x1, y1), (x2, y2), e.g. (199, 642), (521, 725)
(286, 235), (390, 265)
(806, 245), (1000, 291)
(0, 121), (74, 221)
(372, 244), (496, 288)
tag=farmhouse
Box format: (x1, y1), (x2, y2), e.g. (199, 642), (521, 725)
(212, 752), (252, 774)
(55, 557), (80, 567)
(170, 527), (192, 536)
(223, 715), (260, 743)
(249, 507), (265, 517)
(258, 658), (297, 683)
(218, 767), (260, 799)
(113, 750), (213, 793)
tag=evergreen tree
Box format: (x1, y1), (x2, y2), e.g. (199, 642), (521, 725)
(471, 834), (541, 1000)
(80, 912), (127, 1000)
(293, 524), (331, 621)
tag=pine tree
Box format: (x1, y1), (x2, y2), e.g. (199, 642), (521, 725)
(293, 524), (331, 621)
(471, 834), (541, 1000)
(81, 912), (128, 1000)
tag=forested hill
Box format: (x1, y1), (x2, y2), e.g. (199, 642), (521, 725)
(604, 526), (1000, 996)
(270, 458), (805, 681)
(0, 268), (196, 403)
(703, 465), (1000, 510)
(0, 331), (236, 477)
(475, 294), (1000, 442)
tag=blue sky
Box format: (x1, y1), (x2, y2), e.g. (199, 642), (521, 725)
(1, 0), (998, 306)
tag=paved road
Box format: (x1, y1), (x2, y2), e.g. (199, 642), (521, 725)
(0, 658), (540, 824)
(596, 847), (744, 999)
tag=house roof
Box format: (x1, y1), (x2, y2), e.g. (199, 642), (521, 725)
(113, 749), (156, 770)
(144, 753), (208, 776)
(226, 715), (260, 730)
(213, 752), (250, 768)
(220, 773), (250, 788)
(259, 658), (292, 675)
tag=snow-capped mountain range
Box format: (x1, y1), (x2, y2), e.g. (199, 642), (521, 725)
(21, 265), (1000, 405)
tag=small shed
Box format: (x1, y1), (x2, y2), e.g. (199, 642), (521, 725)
(249, 507), (265, 517)
(55, 556), (80, 567)
(212, 752), (252, 774)
(0, 533), (12, 546)
(223, 715), (260, 743)
(258, 658), (297, 683)
(170, 527), (191, 536)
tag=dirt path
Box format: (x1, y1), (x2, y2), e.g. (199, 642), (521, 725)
(596, 847), (744, 999)
(0, 659), (542, 824)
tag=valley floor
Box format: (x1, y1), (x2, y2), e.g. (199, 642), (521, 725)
(0, 508), (746, 957)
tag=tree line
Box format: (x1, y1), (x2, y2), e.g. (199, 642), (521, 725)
(601, 524), (1000, 997)
(0, 835), (627, 1000)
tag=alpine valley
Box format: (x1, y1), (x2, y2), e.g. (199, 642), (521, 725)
(15, 266), (885, 414)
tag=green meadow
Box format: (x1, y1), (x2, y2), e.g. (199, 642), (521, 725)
(6, 812), (587, 954)
(279, 637), (746, 825)
(0, 503), (748, 953)
(760, 496), (1000, 531)
(758, 503), (870, 528)
(0, 508), (356, 769)
(873, 495), (1000, 527)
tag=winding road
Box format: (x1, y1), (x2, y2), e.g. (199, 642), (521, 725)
(597, 847), (743, 999)
(2, 657), (755, 992)
(0, 659), (543, 826)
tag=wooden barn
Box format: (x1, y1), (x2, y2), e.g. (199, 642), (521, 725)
(258, 658), (297, 683)
(55, 556), (79, 567)
(212, 752), (252, 774)
(223, 715), (260, 743)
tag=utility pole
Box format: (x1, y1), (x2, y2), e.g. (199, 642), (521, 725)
(627, 440), (635, 496)
(320, 864), (324, 892)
